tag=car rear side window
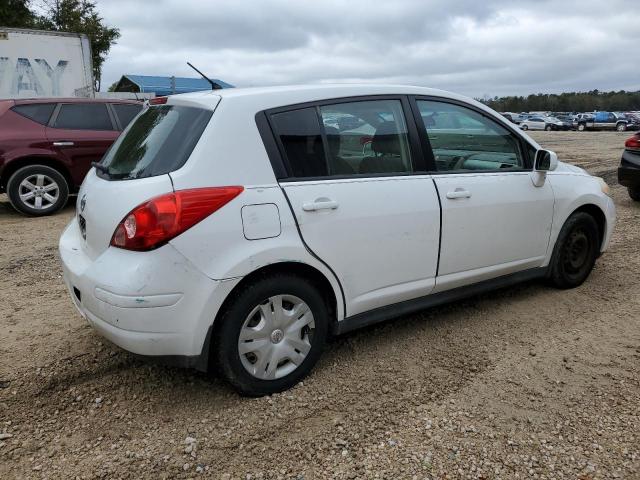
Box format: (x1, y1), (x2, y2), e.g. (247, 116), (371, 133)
(54, 103), (114, 130)
(97, 105), (212, 180)
(112, 103), (143, 129)
(12, 103), (56, 125)
(270, 108), (327, 178)
(269, 99), (413, 179)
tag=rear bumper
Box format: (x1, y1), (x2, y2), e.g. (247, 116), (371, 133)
(59, 219), (240, 368)
(618, 151), (640, 189)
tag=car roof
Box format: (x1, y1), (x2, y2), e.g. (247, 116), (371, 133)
(167, 84), (485, 112)
(11, 97), (141, 105)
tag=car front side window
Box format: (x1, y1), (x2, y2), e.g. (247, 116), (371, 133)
(417, 100), (524, 172)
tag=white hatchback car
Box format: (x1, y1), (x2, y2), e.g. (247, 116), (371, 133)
(59, 85), (616, 395)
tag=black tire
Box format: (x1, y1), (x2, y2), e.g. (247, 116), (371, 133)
(616, 123), (627, 132)
(545, 125), (552, 131)
(577, 123), (586, 131)
(521, 124), (529, 131)
(214, 274), (330, 396)
(628, 187), (640, 201)
(547, 212), (600, 289)
(6, 165), (69, 216)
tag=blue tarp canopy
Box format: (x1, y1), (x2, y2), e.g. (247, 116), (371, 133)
(115, 74), (233, 96)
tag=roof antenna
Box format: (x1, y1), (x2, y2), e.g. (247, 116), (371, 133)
(187, 62), (222, 90)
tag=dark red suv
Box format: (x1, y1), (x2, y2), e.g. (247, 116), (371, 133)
(0, 98), (143, 215)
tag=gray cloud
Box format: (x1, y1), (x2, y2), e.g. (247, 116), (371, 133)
(99, 0), (640, 97)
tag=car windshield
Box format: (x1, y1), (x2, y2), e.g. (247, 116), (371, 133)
(97, 105), (212, 180)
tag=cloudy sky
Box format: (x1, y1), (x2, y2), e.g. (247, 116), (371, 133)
(97, 0), (639, 97)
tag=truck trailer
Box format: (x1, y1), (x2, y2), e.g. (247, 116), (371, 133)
(0, 27), (94, 98)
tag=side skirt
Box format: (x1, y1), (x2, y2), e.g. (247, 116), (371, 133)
(334, 267), (547, 335)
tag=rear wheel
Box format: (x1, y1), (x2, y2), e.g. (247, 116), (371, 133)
(6, 165), (69, 216)
(577, 123), (586, 131)
(548, 212), (600, 289)
(616, 123), (627, 132)
(214, 274), (329, 396)
(545, 125), (552, 131)
(628, 187), (640, 201)
(521, 124), (529, 131)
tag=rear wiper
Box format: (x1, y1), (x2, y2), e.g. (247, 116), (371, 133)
(91, 162), (110, 175)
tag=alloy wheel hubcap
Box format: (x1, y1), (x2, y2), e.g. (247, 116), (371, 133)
(238, 294), (315, 380)
(18, 174), (59, 210)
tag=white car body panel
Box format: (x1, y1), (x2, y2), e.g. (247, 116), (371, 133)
(58, 84), (616, 366)
(432, 171), (554, 291)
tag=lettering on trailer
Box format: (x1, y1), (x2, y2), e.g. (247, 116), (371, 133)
(0, 58), (69, 96)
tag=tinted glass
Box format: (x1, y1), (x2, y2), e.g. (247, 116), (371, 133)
(112, 103), (143, 129)
(270, 108), (327, 178)
(98, 105), (212, 180)
(54, 103), (113, 130)
(417, 100), (522, 172)
(319, 100), (412, 175)
(12, 103), (55, 125)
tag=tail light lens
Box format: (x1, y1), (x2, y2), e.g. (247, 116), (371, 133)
(150, 96), (168, 105)
(625, 134), (640, 151)
(111, 186), (243, 251)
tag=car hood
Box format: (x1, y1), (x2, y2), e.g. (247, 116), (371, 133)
(554, 161), (588, 175)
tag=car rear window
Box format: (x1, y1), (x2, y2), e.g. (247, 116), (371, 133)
(97, 105), (212, 180)
(12, 103), (56, 125)
(112, 103), (143, 129)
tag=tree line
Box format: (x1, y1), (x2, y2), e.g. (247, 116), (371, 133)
(480, 90), (640, 113)
(0, 0), (120, 91)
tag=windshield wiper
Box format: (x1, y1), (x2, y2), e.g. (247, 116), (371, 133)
(91, 162), (110, 174)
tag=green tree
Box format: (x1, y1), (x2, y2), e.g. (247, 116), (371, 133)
(0, 0), (37, 28)
(37, 0), (120, 91)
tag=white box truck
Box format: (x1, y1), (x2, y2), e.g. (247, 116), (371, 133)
(0, 27), (94, 98)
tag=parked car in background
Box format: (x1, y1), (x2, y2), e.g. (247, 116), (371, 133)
(59, 84), (616, 395)
(575, 111), (630, 131)
(0, 98), (144, 216)
(618, 132), (640, 201)
(500, 112), (522, 124)
(520, 116), (569, 131)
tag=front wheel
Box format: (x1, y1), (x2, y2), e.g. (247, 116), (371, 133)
(616, 123), (627, 132)
(214, 274), (329, 396)
(628, 187), (640, 201)
(521, 124), (529, 131)
(6, 165), (69, 216)
(548, 212), (600, 289)
(545, 125), (552, 131)
(577, 123), (586, 131)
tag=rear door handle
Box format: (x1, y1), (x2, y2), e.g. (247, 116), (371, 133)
(446, 188), (471, 199)
(302, 198), (339, 212)
(53, 141), (74, 147)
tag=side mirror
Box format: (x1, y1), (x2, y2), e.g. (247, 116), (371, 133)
(534, 149), (558, 172)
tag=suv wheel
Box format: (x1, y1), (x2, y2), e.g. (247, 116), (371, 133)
(577, 123), (586, 131)
(548, 212), (599, 289)
(545, 125), (552, 131)
(215, 274), (329, 396)
(616, 123), (627, 132)
(7, 165), (69, 216)
(628, 187), (640, 201)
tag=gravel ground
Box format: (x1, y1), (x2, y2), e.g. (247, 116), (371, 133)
(0, 131), (638, 479)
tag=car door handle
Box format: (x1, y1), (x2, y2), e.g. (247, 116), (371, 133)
(302, 198), (339, 212)
(446, 188), (472, 199)
(53, 141), (74, 147)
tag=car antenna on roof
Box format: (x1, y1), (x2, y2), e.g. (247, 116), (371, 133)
(187, 62), (223, 90)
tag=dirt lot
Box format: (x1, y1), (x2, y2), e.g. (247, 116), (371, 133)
(1, 131), (638, 479)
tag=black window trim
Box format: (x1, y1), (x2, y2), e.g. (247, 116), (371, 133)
(48, 102), (117, 131)
(409, 95), (536, 173)
(256, 94), (428, 182)
(109, 102), (144, 131)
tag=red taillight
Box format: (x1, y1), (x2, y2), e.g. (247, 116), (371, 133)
(150, 96), (168, 105)
(625, 134), (640, 151)
(110, 186), (243, 251)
